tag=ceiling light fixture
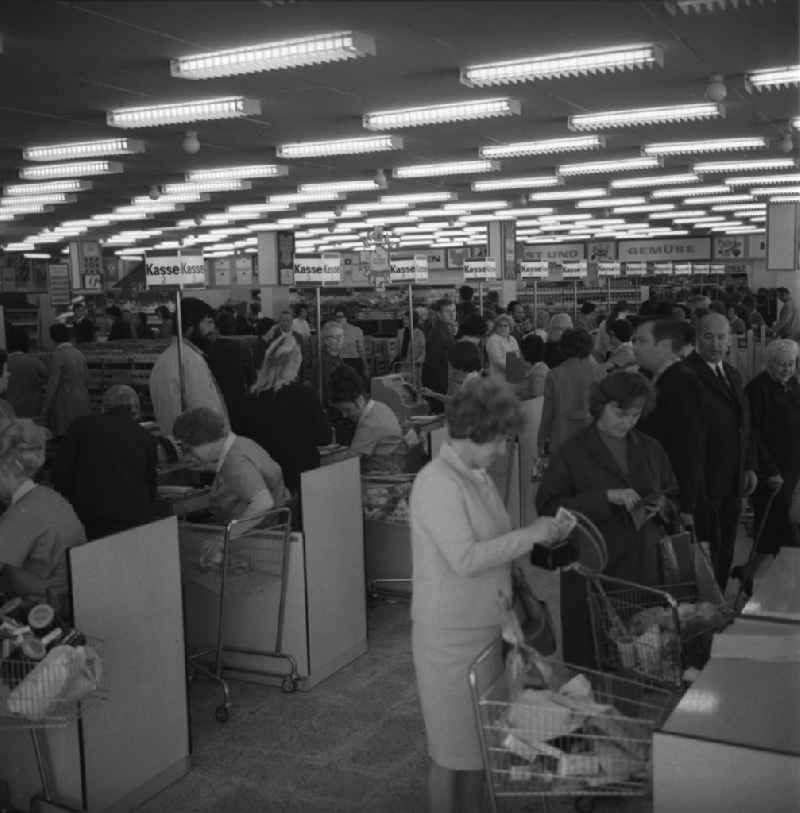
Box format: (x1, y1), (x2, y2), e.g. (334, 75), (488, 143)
(131, 193), (210, 206)
(186, 164), (288, 182)
(276, 134), (403, 158)
(726, 172), (800, 186)
(610, 172), (698, 188)
(666, 0), (783, 14)
(575, 196), (646, 208)
(107, 97), (261, 128)
(569, 102), (722, 131)
(268, 191), (345, 204)
(711, 203), (766, 211)
(694, 157), (796, 173)
(501, 207), (554, 217)
(461, 43), (662, 87)
(471, 175), (560, 191)
(380, 192), (457, 204)
(444, 200), (509, 212)
(171, 31), (375, 79)
(4, 180), (92, 196)
(393, 159), (499, 178)
(558, 156), (661, 176)
(23, 138), (145, 162)
(650, 184), (729, 198)
(612, 203), (676, 213)
(19, 160), (123, 180)
(643, 136), (766, 155)
(650, 209), (706, 219)
(706, 74), (727, 102)
(687, 194), (753, 204)
(480, 135), (605, 158)
(745, 64), (800, 91)
(0, 193), (76, 207)
(299, 178), (385, 193)
(530, 187), (607, 201)
(363, 98), (520, 130)
(752, 185), (800, 196)
(227, 203), (295, 213)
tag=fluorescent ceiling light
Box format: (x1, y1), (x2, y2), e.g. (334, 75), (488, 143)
(711, 203), (765, 211)
(393, 160), (498, 179)
(480, 135), (605, 159)
(23, 252), (53, 259)
(171, 31), (375, 79)
(745, 65), (800, 91)
(769, 195), (800, 202)
(186, 165), (288, 182)
(540, 214), (592, 222)
(530, 187), (607, 201)
(610, 172), (698, 189)
(456, 213), (514, 223)
(94, 212), (153, 222)
(559, 156), (661, 176)
(4, 179), (92, 196)
(363, 98), (520, 130)
(685, 194), (753, 205)
(721, 226), (765, 233)
(471, 175), (559, 191)
(793, 117), (800, 130)
(502, 207), (554, 217)
(0, 193), (76, 206)
(344, 201), (409, 212)
(132, 193), (210, 205)
(667, 1), (780, 14)
(673, 215), (725, 224)
(444, 200), (509, 211)
(612, 203), (675, 213)
(0, 214), (16, 221)
(277, 134), (403, 158)
(752, 185), (800, 195)
(726, 173), (800, 186)
(162, 180), (251, 194)
(576, 196), (646, 208)
(113, 204), (182, 215)
(643, 136), (766, 155)
(61, 218), (109, 228)
(381, 192), (457, 204)
(299, 179), (384, 193)
(693, 157), (795, 173)
(4, 243), (37, 252)
(0, 204), (53, 216)
(268, 192), (345, 204)
(461, 44), (662, 87)
(650, 210), (706, 219)
(570, 102), (722, 131)
(23, 138), (144, 162)
(19, 160), (123, 181)
(107, 97), (261, 128)
(227, 203), (294, 213)
(650, 184), (729, 198)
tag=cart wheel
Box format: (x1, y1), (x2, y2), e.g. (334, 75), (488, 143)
(215, 704), (230, 723)
(281, 675), (298, 693)
(574, 798), (594, 813)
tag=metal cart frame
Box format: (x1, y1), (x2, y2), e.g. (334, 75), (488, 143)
(469, 637), (675, 813)
(180, 506), (299, 722)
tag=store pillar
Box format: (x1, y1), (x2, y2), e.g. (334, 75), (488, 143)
(488, 220), (518, 306)
(257, 232), (293, 318)
(766, 203), (800, 303)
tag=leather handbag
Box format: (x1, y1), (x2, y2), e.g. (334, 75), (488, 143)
(511, 563), (557, 656)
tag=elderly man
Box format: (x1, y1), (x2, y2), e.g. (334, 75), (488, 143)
(148, 297), (229, 437)
(52, 385), (162, 540)
(685, 313), (757, 588)
(738, 340), (800, 579)
(422, 298), (456, 413)
(312, 320), (345, 406)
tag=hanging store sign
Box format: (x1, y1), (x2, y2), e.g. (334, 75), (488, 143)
(588, 240), (617, 261)
(597, 261), (622, 277)
(520, 261), (550, 279)
(234, 255), (253, 286)
(48, 263), (71, 306)
(145, 254), (206, 288)
(652, 262), (673, 275)
(293, 254), (342, 285)
(747, 234), (766, 259)
(618, 237), (711, 262)
(522, 242), (585, 262)
(625, 261), (647, 275)
(674, 263), (692, 275)
(713, 236), (745, 260)
(561, 260), (588, 279)
(463, 258), (498, 280)
(389, 254), (429, 282)
(212, 257), (232, 286)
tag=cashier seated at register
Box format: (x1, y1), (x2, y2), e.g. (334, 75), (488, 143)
(0, 420), (86, 615)
(328, 365), (404, 456)
(172, 406), (290, 526)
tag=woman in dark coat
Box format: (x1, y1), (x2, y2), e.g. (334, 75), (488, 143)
(536, 371), (679, 668)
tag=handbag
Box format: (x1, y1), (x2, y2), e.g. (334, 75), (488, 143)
(511, 563), (557, 656)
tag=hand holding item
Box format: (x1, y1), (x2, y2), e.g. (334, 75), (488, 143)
(767, 473), (784, 492)
(679, 512), (695, 530)
(528, 516), (564, 547)
(530, 537), (580, 571)
(743, 469), (758, 498)
(606, 488), (642, 512)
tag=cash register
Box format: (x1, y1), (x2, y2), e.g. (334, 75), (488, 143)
(370, 373), (430, 424)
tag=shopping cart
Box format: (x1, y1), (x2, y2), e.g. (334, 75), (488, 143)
(179, 506), (299, 722)
(469, 637), (675, 813)
(587, 535), (734, 689)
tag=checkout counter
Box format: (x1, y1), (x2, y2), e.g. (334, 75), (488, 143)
(654, 548), (800, 813)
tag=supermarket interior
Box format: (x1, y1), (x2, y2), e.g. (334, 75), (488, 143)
(0, 1), (799, 811)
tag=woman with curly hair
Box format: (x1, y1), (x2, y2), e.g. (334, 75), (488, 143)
(0, 420), (86, 614)
(410, 376), (568, 813)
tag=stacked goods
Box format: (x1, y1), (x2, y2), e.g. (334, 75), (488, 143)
(0, 596), (101, 721)
(362, 480), (412, 524)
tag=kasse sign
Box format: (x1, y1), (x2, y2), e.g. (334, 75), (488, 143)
(145, 255), (205, 288)
(293, 255), (342, 284)
(389, 254), (429, 282)
(463, 258), (498, 280)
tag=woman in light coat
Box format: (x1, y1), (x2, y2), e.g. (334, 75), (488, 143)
(411, 377), (566, 813)
(485, 314), (520, 380)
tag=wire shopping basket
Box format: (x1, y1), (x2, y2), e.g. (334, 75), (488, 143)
(469, 637), (676, 813)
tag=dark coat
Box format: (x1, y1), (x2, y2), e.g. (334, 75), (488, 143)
(684, 351), (755, 498)
(637, 360), (707, 513)
(422, 321), (455, 395)
(206, 337), (256, 433)
(52, 411), (160, 540)
(536, 424), (678, 668)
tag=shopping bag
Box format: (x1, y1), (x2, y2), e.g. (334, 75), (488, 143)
(511, 563), (557, 656)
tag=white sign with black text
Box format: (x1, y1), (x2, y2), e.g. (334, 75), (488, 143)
(293, 254), (342, 284)
(522, 242), (586, 262)
(561, 260), (588, 279)
(597, 261), (622, 277)
(618, 237), (711, 262)
(520, 261), (550, 279)
(145, 254), (206, 288)
(463, 258), (498, 280)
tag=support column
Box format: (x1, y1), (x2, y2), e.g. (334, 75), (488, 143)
(488, 220), (518, 306)
(257, 232), (293, 318)
(765, 203), (800, 303)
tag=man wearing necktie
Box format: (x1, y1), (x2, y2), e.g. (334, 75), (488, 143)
(686, 313), (757, 588)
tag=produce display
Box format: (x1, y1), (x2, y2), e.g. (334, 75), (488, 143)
(0, 596), (102, 721)
(362, 479), (412, 524)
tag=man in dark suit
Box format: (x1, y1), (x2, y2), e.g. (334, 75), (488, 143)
(685, 313), (757, 588)
(52, 385), (163, 540)
(633, 318), (707, 530)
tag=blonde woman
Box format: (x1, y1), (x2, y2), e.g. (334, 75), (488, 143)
(239, 334), (332, 493)
(485, 314), (520, 379)
(544, 312), (574, 368)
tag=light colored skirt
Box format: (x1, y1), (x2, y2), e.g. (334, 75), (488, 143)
(412, 621), (500, 771)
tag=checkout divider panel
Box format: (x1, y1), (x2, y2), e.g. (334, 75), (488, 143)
(70, 517), (190, 811)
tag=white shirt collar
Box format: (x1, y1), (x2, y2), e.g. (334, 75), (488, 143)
(11, 480), (36, 505)
(439, 441), (490, 482)
(705, 360), (724, 374)
(216, 433), (237, 474)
